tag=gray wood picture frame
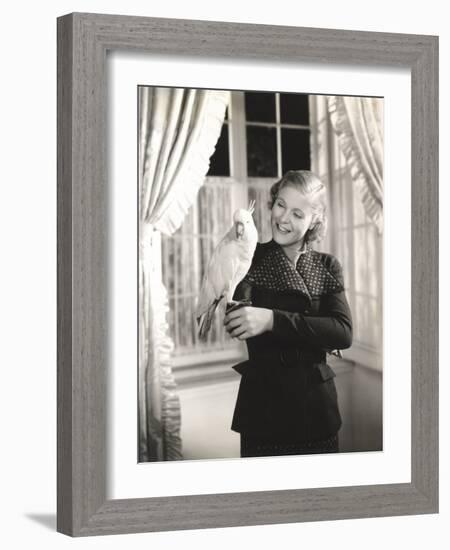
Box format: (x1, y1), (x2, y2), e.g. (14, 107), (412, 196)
(57, 12), (438, 537)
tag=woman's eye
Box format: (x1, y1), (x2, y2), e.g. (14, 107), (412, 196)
(294, 213), (303, 219)
(276, 201), (284, 208)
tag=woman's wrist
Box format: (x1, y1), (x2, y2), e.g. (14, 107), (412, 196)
(265, 309), (274, 332)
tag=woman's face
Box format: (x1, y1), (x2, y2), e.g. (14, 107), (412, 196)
(271, 185), (315, 249)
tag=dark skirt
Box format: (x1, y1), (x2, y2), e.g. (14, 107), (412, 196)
(240, 433), (339, 458)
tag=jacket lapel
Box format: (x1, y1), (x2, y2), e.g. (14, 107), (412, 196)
(244, 240), (344, 302)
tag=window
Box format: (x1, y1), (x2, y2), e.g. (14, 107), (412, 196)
(205, 108), (230, 177)
(161, 90), (312, 364)
(161, 91), (382, 372)
(208, 91), (311, 178)
(333, 165), (383, 370)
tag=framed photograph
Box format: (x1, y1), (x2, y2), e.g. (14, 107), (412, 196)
(57, 12), (438, 536)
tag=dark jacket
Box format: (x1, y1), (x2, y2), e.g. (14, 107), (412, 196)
(231, 240), (353, 441)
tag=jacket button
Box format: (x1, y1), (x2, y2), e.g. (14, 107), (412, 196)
(304, 309), (309, 314)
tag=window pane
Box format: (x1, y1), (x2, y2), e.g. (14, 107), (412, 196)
(367, 225), (381, 296)
(280, 93), (309, 125)
(246, 126), (277, 177)
(207, 123), (230, 176)
(353, 294), (370, 344)
(353, 191), (368, 227)
(281, 128), (310, 172)
(245, 92), (276, 123)
(353, 226), (368, 294)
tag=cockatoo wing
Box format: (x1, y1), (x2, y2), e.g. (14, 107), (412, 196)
(229, 252), (252, 298)
(196, 228), (238, 318)
(196, 208), (258, 340)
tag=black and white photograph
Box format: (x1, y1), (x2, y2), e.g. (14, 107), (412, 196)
(138, 86), (383, 462)
(1, 0), (442, 543)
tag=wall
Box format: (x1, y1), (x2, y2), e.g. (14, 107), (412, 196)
(1, 1), (447, 549)
(177, 362), (382, 460)
(178, 375), (241, 459)
(350, 366), (383, 451)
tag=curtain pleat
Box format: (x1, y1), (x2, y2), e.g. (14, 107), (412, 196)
(139, 87), (230, 461)
(328, 96), (384, 233)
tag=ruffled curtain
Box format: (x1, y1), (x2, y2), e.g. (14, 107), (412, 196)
(328, 96), (384, 233)
(139, 87), (230, 461)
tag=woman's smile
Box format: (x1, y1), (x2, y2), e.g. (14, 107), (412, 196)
(275, 223), (291, 234)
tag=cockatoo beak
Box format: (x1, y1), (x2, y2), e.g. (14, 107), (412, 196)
(235, 221), (244, 239)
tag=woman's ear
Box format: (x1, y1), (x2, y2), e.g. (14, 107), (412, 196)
(305, 219), (320, 243)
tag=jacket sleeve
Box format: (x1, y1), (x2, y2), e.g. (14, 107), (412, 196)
(271, 256), (353, 350)
(232, 279), (252, 303)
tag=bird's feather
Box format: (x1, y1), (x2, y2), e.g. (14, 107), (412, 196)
(196, 207), (258, 339)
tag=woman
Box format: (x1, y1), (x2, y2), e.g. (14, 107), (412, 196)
(224, 170), (352, 458)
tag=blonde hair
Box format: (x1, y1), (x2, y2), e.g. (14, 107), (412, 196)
(269, 170), (328, 243)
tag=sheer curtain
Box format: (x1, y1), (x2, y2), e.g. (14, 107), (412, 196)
(139, 87), (230, 461)
(328, 96), (384, 233)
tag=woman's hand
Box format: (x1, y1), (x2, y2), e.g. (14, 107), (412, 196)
(224, 307), (274, 340)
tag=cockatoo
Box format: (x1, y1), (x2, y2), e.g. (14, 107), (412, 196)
(196, 201), (258, 340)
